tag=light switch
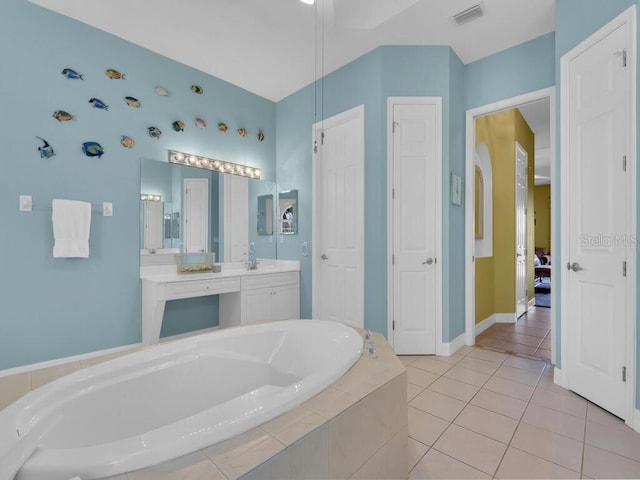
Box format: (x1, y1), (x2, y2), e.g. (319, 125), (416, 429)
(103, 202), (113, 217)
(19, 195), (32, 212)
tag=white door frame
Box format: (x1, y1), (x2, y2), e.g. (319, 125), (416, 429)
(559, 5), (637, 427)
(464, 87), (557, 363)
(386, 97), (443, 353)
(515, 141), (529, 318)
(311, 104), (365, 324)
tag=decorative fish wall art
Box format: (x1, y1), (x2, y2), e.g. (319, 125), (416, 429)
(172, 121), (185, 132)
(105, 69), (125, 80)
(52, 111), (74, 122)
(195, 118), (207, 129)
(36, 137), (55, 159)
(82, 141), (104, 158)
(237, 128), (247, 137)
(147, 126), (162, 139)
(89, 98), (109, 110)
(257, 130), (265, 142)
(61, 68), (83, 80)
(190, 84), (204, 94)
(124, 96), (140, 108)
(217, 122), (228, 132)
(154, 86), (169, 96)
(121, 136), (135, 148)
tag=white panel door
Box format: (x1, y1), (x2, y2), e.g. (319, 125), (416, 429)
(223, 174), (249, 262)
(565, 23), (628, 418)
(315, 106), (364, 329)
(391, 101), (440, 354)
(515, 143), (528, 318)
(183, 178), (209, 253)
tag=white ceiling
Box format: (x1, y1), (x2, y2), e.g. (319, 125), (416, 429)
(28, 0), (555, 102)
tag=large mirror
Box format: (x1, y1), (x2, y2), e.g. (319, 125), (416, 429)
(140, 158), (277, 261)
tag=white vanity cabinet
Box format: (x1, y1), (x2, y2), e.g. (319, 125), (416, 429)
(241, 272), (300, 324)
(141, 261), (300, 343)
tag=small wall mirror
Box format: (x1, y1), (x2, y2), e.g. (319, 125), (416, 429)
(279, 189), (298, 235)
(257, 194), (274, 235)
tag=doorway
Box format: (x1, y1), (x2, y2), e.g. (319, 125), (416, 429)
(464, 87), (556, 364)
(386, 97), (443, 355)
(559, 5), (636, 422)
(312, 105), (365, 329)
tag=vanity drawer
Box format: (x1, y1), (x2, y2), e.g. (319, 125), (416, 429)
(165, 277), (241, 300)
(242, 271), (299, 291)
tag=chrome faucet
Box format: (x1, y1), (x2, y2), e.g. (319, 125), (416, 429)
(247, 259), (259, 270)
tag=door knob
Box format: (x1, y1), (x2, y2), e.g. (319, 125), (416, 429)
(422, 258), (434, 265)
(567, 262), (583, 272)
(321, 254), (329, 260)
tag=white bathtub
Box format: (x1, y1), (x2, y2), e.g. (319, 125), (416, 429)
(0, 320), (363, 480)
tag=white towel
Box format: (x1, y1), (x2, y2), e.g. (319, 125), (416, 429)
(52, 199), (91, 258)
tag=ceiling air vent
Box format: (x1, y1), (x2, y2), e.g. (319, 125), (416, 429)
(452, 4), (484, 25)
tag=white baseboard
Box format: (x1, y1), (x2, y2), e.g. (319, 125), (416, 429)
(475, 315), (496, 336)
(495, 313), (517, 324)
(528, 298), (536, 308)
(438, 333), (466, 356)
(633, 409), (640, 433)
(553, 366), (568, 388)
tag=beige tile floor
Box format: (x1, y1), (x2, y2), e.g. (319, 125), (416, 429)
(476, 306), (552, 360)
(402, 346), (640, 479)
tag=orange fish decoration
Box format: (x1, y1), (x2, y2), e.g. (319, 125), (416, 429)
(217, 122), (228, 132)
(237, 128), (247, 137)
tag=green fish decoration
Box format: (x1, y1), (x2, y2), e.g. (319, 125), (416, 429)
(82, 141), (104, 158)
(172, 121), (185, 132)
(190, 84), (204, 94)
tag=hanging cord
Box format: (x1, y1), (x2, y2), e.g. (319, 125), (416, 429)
(313, 1), (319, 153)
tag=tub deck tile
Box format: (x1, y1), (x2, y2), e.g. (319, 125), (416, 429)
(126, 451), (226, 480)
(203, 427), (286, 480)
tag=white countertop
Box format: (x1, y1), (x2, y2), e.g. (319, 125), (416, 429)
(140, 259), (300, 283)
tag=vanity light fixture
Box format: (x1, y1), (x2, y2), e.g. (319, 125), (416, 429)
(168, 150), (261, 179)
(141, 193), (161, 202)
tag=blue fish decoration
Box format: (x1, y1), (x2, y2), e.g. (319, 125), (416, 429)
(147, 126), (162, 139)
(36, 136), (55, 159)
(82, 141), (104, 158)
(88, 98), (109, 110)
(61, 68), (84, 80)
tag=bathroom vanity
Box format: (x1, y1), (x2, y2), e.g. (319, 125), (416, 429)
(140, 260), (300, 344)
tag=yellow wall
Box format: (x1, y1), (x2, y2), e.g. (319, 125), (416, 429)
(475, 257), (495, 323)
(534, 184), (551, 253)
(474, 109), (535, 323)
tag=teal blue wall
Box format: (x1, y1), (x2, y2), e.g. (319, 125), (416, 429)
(464, 33), (556, 110)
(0, 0), (276, 369)
(555, 0), (640, 408)
(277, 45), (465, 341)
